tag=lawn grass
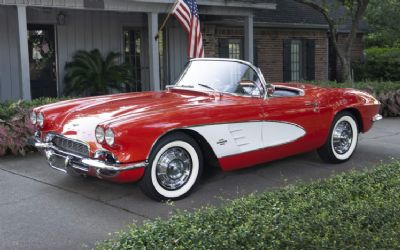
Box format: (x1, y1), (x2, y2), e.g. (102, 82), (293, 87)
(97, 161), (400, 250)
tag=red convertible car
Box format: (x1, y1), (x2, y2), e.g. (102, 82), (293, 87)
(30, 58), (382, 201)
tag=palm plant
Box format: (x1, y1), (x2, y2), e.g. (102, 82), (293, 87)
(64, 49), (132, 96)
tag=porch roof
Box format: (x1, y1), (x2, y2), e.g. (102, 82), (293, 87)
(0, 0), (276, 12)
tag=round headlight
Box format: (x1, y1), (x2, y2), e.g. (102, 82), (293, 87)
(37, 113), (44, 127)
(95, 126), (105, 143)
(105, 128), (115, 146)
(30, 112), (37, 125)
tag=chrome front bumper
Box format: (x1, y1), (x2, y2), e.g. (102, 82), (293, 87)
(29, 137), (147, 175)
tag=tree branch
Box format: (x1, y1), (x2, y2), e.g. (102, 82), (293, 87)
(293, 0), (345, 66)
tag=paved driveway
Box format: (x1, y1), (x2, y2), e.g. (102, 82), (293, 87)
(0, 118), (399, 250)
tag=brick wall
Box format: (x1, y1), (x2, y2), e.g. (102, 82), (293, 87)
(203, 25), (329, 82)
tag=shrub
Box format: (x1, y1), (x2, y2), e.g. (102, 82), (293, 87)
(0, 98), (62, 156)
(64, 49), (132, 96)
(354, 48), (400, 81)
(97, 161), (400, 249)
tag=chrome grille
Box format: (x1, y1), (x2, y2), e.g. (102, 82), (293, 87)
(52, 135), (90, 157)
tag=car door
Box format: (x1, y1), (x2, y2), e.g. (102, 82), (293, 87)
(261, 92), (321, 155)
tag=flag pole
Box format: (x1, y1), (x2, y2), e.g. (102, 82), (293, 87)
(155, 0), (179, 41)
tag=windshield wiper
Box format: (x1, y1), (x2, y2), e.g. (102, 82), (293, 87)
(167, 84), (194, 89)
(197, 83), (217, 92)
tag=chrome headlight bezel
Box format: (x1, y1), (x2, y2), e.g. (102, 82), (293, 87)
(37, 113), (44, 127)
(105, 128), (115, 146)
(30, 112), (37, 125)
(44, 132), (56, 143)
(95, 126), (105, 143)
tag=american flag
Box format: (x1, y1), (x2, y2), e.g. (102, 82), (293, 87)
(172, 0), (204, 58)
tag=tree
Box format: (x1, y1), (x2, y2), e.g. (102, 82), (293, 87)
(293, 0), (369, 82)
(365, 0), (400, 47)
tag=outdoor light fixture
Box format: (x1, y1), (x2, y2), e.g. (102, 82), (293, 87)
(57, 12), (66, 25)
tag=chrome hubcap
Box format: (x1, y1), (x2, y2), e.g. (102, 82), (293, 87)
(156, 147), (192, 190)
(332, 121), (353, 155)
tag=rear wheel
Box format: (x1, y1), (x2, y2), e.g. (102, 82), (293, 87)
(139, 132), (203, 201)
(318, 112), (359, 163)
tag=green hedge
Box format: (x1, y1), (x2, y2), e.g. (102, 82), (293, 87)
(310, 80), (400, 94)
(354, 47), (400, 81)
(97, 161), (400, 249)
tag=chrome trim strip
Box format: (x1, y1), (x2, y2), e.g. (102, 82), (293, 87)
(372, 114), (383, 122)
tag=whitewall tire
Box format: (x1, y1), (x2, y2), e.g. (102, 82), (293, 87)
(318, 112), (359, 163)
(140, 132), (203, 201)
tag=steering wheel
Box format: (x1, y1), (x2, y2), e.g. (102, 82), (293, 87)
(239, 80), (260, 96)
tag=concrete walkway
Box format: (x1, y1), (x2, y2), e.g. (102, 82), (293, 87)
(0, 118), (399, 250)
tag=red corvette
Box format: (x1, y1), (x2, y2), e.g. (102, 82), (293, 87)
(31, 58), (382, 201)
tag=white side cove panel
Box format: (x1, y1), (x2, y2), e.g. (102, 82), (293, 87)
(189, 121), (306, 158)
(262, 122), (306, 148)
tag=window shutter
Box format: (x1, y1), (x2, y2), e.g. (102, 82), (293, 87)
(218, 39), (229, 58)
(306, 40), (315, 80)
(283, 40), (292, 82)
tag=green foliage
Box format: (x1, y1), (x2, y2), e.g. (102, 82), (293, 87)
(354, 48), (400, 81)
(64, 49), (132, 96)
(0, 97), (61, 121)
(97, 161), (400, 249)
(295, 0), (369, 82)
(365, 0), (400, 48)
(310, 80), (400, 95)
(0, 98), (63, 156)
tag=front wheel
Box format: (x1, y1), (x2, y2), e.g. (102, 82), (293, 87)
(139, 132), (203, 201)
(318, 112), (359, 163)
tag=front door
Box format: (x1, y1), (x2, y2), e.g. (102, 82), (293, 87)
(123, 29), (143, 92)
(28, 24), (57, 99)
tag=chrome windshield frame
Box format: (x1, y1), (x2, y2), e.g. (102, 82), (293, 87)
(171, 58), (269, 99)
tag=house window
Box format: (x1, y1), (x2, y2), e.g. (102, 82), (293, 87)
(219, 38), (243, 60)
(283, 39), (316, 82)
(219, 38), (258, 66)
(290, 40), (302, 81)
(228, 39), (242, 59)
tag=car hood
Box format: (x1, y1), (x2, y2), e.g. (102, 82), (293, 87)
(39, 90), (215, 142)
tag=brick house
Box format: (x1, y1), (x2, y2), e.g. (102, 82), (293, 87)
(201, 0), (367, 83)
(0, 0), (365, 102)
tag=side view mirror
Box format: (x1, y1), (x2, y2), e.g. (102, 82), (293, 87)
(266, 84), (275, 97)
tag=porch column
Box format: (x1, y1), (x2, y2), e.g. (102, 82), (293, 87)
(17, 5), (31, 100)
(148, 12), (161, 91)
(244, 15), (254, 64)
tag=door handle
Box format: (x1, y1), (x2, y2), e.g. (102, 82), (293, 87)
(305, 101), (318, 107)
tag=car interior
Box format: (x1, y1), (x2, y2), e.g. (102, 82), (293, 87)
(271, 85), (303, 97)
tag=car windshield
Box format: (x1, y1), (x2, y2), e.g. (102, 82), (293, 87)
(174, 60), (265, 96)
